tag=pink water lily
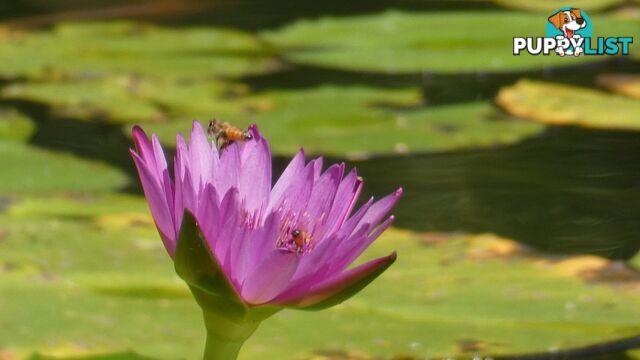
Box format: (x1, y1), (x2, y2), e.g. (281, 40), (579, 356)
(130, 122), (400, 308)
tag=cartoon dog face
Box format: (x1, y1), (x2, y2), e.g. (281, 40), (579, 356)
(548, 9), (586, 37)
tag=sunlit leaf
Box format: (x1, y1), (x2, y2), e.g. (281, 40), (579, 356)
(262, 11), (637, 74)
(493, 0), (625, 13)
(1, 195), (640, 359)
(2, 77), (262, 124)
(0, 21), (279, 80)
(0, 141), (128, 193)
(0, 107), (35, 142)
(597, 73), (640, 99)
(496, 79), (640, 131)
(135, 86), (544, 157)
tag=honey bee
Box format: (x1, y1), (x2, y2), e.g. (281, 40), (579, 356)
(207, 119), (252, 150)
(290, 229), (310, 253)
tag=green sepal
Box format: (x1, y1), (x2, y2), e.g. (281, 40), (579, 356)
(174, 211), (249, 318)
(174, 211), (281, 359)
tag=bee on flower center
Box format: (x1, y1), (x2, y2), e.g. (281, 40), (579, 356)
(207, 119), (252, 150)
(290, 228), (310, 253)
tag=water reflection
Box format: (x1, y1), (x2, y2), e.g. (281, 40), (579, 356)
(351, 126), (640, 259)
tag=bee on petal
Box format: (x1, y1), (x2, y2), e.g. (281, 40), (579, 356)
(207, 119), (253, 150)
(290, 228), (310, 253)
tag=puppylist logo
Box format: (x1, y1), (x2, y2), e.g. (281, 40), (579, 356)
(513, 7), (633, 56)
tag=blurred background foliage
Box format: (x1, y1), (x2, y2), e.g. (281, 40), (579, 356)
(0, 0), (640, 359)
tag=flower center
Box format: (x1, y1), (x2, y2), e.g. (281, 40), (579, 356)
(277, 227), (314, 254)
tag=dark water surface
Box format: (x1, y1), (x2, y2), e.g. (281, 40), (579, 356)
(350, 126), (640, 260)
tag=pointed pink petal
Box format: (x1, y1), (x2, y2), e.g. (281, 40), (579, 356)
(268, 149), (305, 212)
(214, 188), (241, 274)
(130, 149), (176, 255)
(239, 125), (271, 216)
(278, 252), (396, 308)
(249, 211), (280, 267)
(151, 135), (175, 227)
(325, 169), (363, 236)
(305, 163), (343, 238)
(353, 187), (403, 234)
(241, 250), (300, 304)
(188, 121), (213, 190)
(216, 141), (241, 196)
(196, 184), (220, 251)
(330, 215), (395, 274)
(228, 223), (251, 288)
(309, 157), (324, 181)
(131, 126), (156, 169)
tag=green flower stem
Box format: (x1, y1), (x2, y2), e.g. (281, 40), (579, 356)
(202, 309), (261, 360)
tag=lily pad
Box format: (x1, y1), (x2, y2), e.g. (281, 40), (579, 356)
(629, 251), (640, 271)
(136, 86), (544, 158)
(0, 21), (278, 81)
(261, 11), (637, 74)
(0, 140), (128, 193)
(1, 194), (640, 359)
(493, 0), (625, 13)
(2, 78), (163, 123)
(2, 77), (262, 124)
(496, 79), (640, 130)
(597, 73), (640, 99)
(0, 107), (35, 142)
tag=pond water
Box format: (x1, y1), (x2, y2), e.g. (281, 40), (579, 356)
(354, 125), (640, 260)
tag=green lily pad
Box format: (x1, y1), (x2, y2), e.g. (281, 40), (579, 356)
(261, 11), (637, 74)
(2, 78), (163, 123)
(29, 353), (153, 360)
(597, 73), (640, 99)
(0, 140), (128, 194)
(493, 0), (624, 13)
(2, 77), (261, 124)
(0, 21), (278, 81)
(1, 193), (640, 359)
(629, 251), (640, 271)
(496, 79), (640, 131)
(7, 193), (149, 219)
(136, 86), (544, 158)
(0, 107), (35, 142)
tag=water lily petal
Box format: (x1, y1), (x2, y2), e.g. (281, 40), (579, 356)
(324, 169), (362, 236)
(239, 125), (271, 218)
(354, 187), (403, 234)
(305, 163), (343, 239)
(268, 149), (305, 212)
(131, 126), (157, 169)
(130, 149), (176, 255)
(216, 141), (241, 196)
(241, 250), (300, 304)
(330, 215), (395, 274)
(188, 121), (214, 190)
(279, 252), (396, 309)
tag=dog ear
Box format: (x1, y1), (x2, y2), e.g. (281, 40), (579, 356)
(548, 12), (563, 29)
(570, 8), (582, 19)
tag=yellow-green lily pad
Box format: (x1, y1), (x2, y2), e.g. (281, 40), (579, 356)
(493, 0), (625, 13)
(496, 79), (640, 130)
(0, 107), (35, 142)
(629, 250), (640, 271)
(135, 86), (544, 158)
(0, 21), (278, 81)
(2, 77), (261, 124)
(261, 11), (637, 74)
(1, 194), (640, 359)
(2, 78), (163, 123)
(0, 141), (128, 194)
(597, 73), (640, 99)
